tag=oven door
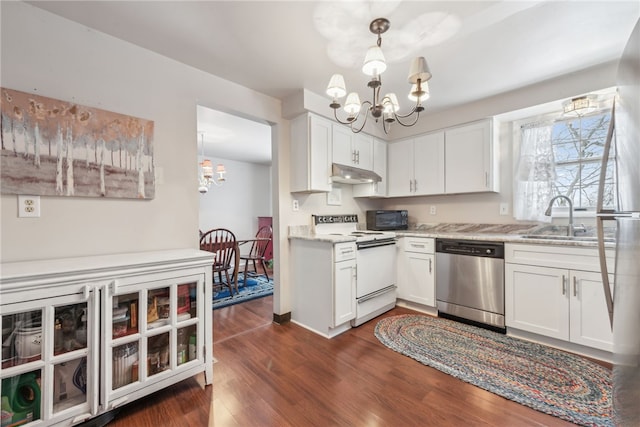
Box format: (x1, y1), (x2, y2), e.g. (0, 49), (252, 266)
(356, 241), (397, 298)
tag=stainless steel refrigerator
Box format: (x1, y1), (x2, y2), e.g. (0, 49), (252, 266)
(596, 18), (640, 426)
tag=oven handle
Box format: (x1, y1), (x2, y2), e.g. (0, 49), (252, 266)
(357, 285), (397, 303)
(356, 239), (397, 250)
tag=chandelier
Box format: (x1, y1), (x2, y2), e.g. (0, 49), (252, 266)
(198, 133), (226, 194)
(326, 18), (432, 134)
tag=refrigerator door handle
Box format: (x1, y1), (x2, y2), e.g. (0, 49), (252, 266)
(596, 216), (614, 329)
(596, 102), (616, 329)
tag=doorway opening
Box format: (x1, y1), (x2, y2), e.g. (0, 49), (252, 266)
(196, 105), (274, 312)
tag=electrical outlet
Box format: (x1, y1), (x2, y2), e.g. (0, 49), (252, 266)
(429, 205), (437, 215)
(499, 202), (509, 216)
(18, 195), (41, 218)
(292, 199), (299, 212)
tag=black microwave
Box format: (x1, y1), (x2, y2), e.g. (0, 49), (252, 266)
(366, 210), (408, 231)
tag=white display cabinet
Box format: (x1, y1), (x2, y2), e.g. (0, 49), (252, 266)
(0, 249), (213, 427)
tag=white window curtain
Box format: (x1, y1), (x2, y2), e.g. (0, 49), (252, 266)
(514, 122), (555, 222)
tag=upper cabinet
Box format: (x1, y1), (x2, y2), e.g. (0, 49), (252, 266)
(444, 119), (499, 194)
(387, 118), (498, 197)
(290, 113), (332, 193)
(332, 125), (373, 171)
(353, 138), (387, 198)
(388, 132), (445, 197)
(444, 119), (499, 193)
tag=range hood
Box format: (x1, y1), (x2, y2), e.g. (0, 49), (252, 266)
(331, 163), (381, 184)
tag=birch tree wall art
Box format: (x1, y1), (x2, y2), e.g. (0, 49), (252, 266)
(1, 87), (155, 199)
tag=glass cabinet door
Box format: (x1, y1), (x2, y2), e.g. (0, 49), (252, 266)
(51, 302), (90, 415)
(104, 276), (204, 406)
(2, 310), (43, 369)
(1, 290), (96, 427)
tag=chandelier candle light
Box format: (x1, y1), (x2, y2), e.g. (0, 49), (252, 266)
(198, 133), (226, 194)
(326, 18), (432, 134)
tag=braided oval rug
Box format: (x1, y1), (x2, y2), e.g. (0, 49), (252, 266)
(375, 314), (612, 427)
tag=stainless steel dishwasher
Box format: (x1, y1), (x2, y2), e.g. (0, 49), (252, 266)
(435, 239), (505, 332)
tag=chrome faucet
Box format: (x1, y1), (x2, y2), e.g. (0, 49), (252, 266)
(545, 195), (586, 236)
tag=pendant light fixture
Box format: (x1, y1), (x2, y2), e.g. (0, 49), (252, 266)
(326, 18), (432, 134)
(562, 95), (599, 117)
(198, 133), (226, 194)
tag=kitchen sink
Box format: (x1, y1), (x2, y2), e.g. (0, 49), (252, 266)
(520, 235), (615, 243)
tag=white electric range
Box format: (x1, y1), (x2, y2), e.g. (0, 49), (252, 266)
(313, 215), (398, 326)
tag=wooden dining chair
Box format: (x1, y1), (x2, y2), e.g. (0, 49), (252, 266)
(240, 225), (273, 282)
(199, 228), (237, 295)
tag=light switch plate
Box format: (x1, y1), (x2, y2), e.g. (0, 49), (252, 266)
(18, 195), (41, 218)
(499, 202), (509, 216)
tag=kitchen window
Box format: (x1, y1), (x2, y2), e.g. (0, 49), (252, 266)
(551, 110), (615, 210)
(514, 104), (615, 221)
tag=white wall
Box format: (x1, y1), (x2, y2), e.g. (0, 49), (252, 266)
(0, 2), (296, 315)
(198, 158), (272, 239)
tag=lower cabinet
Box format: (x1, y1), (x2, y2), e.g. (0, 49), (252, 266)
(505, 244), (614, 352)
(397, 237), (435, 307)
(290, 239), (356, 338)
(0, 249), (213, 427)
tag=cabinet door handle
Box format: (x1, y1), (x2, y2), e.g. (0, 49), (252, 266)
(414, 179), (417, 192)
(562, 275), (567, 295)
(573, 276), (578, 297)
(485, 172), (489, 187)
(429, 258), (432, 274)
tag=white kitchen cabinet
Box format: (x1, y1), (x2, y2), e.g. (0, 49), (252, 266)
(353, 138), (387, 198)
(387, 132), (445, 197)
(290, 239), (356, 338)
(332, 124), (373, 171)
(444, 119), (499, 194)
(333, 244), (357, 327)
(505, 244), (614, 352)
(0, 250), (213, 427)
(290, 113), (332, 193)
(396, 237), (435, 307)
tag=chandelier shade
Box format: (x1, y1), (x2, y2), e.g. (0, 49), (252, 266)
(383, 93), (399, 114)
(344, 92), (362, 116)
(362, 46), (387, 76)
(408, 82), (430, 103)
(326, 74), (347, 99)
(408, 57), (432, 84)
(198, 133), (226, 194)
(326, 17), (432, 134)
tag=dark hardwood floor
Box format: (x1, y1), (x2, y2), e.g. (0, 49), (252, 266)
(108, 273), (587, 426)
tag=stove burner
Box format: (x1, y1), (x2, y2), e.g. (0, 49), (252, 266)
(351, 231), (383, 235)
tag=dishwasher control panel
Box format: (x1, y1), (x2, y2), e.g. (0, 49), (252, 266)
(435, 239), (504, 258)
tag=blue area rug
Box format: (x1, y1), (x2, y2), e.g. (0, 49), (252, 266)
(375, 314), (612, 427)
(212, 273), (273, 310)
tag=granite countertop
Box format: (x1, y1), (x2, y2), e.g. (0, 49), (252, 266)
(289, 223), (616, 248)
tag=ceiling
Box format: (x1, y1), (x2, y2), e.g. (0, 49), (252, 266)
(28, 1), (640, 165)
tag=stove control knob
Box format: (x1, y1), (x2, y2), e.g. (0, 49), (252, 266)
(486, 249), (492, 255)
